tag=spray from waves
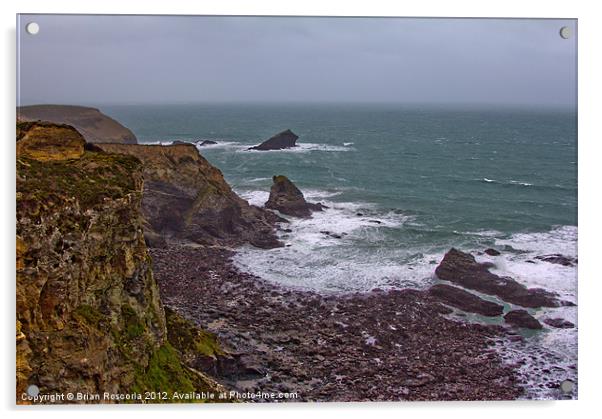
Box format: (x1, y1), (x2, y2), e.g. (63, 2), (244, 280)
(243, 143), (354, 153)
(232, 191), (442, 293)
(145, 139), (355, 153)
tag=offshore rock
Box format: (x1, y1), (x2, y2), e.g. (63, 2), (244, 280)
(543, 318), (575, 329)
(435, 248), (565, 308)
(265, 175), (325, 218)
(535, 254), (577, 267)
(198, 140), (218, 146)
(17, 104), (137, 144)
(248, 129), (298, 150)
(504, 310), (543, 330)
(97, 143), (284, 249)
(428, 284), (504, 317)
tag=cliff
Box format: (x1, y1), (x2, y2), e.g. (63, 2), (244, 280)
(16, 122), (223, 403)
(17, 104), (137, 144)
(97, 143), (284, 249)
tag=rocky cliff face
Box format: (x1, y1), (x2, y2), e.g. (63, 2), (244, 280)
(97, 144), (284, 249)
(17, 105), (137, 144)
(16, 122), (223, 403)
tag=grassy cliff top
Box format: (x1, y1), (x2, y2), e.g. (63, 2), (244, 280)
(17, 150), (143, 220)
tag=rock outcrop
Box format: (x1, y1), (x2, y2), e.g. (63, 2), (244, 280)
(543, 318), (575, 329)
(97, 144), (284, 249)
(504, 310), (543, 330)
(535, 254), (577, 267)
(248, 129), (298, 151)
(435, 248), (569, 308)
(428, 284), (504, 317)
(16, 123), (223, 403)
(265, 175), (325, 218)
(17, 104), (137, 144)
(198, 140), (217, 146)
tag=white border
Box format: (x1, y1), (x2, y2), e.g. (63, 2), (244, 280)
(2, 1), (601, 418)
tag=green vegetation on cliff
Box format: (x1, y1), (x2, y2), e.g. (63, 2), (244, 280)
(16, 122), (225, 403)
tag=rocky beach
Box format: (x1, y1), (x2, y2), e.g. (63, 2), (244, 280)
(152, 244), (524, 401)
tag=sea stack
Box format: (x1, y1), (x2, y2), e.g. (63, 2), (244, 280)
(265, 175), (325, 218)
(249, 129), (299, 151)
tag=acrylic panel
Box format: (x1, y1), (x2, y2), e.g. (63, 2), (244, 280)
(16, 14), (577, 404)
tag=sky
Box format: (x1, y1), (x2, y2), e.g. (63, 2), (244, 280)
(17, 15), (577, 107)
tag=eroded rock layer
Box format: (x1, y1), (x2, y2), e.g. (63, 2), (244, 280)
(97, 143), (284, 249)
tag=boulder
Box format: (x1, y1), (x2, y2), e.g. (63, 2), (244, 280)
(428, 284), (504, 317)
(535, 254), (577, 267)
(249, 129), (299, 151)
(435, 248), (567, 308)
(484, 248), (501, 256)
(265, 175), (325, 218)
(543, 318), (575, 329)
(504, 310), (543, 330)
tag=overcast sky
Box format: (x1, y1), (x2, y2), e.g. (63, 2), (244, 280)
(17, 15), (577, 107)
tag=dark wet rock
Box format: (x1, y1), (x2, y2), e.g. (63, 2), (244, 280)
(171, 140), (189, 145)
(368, 220), (382, 224)
(356, 212), (364, 216)
(544, 318), (575, 329)
(320, 230), (343, 239)
(428, 284), (504, 317)
(435, 248), (563, 308)
(504, 310), (543, 330)
(484, 248), (501, 256)
(535, 254), (577, 267)
(265, 175), (325, 218)
(249, 129), (299, 151)
(198, 140), (218, 146)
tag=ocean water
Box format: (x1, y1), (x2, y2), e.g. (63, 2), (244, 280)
(104, 103), (577, 398)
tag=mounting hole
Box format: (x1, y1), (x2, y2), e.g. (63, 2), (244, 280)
(559, 26), (571, 40)
(560, 379), (574, 393)
(27, 384), (40, 397)
(26, 22), (40, 35)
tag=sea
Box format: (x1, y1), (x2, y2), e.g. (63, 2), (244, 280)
(103, 102), (578, 399)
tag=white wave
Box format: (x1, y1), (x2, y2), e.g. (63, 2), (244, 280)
(481, 178), (534, 187)
(343, 142), (354, 146)
(246, 177), (271, 183)
(238, 190), (270, 207)
(243, 142), (353, 153)
(509, 180), (534, 187)
(484, 226), (577, 302)
(232, 193), (435, 293)
(195, 140), (249, 152)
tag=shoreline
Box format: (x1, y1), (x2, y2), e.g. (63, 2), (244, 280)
(151, 243), (524, 401)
